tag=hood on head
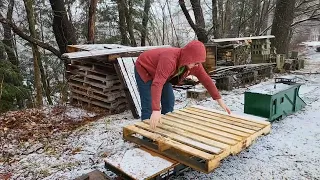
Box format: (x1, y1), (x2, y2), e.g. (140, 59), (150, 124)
(179, 40), (206, 67)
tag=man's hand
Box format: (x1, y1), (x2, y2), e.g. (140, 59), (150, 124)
(222, 105), (231, 115)
(216, 99), (231, 114)
(150, 111), (161, 129)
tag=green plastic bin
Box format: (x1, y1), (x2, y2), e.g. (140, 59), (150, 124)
(244, 83), (306, 121)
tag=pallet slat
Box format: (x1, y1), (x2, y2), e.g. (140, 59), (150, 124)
(123, 105), (271, 173)
(166, 113), (250, 137)
(135, 122), (222, 154)
(181, 109), (262, 131)
(124, 125), (215, 160)
(164, 114), (247, 140)
(191, 105), (270, 125)
(161, 117), (239, 144)
(144, 121), (230, 150)
(173, 110), (256, 134)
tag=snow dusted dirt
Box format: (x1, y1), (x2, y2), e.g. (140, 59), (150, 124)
(1, 49), (320, 179)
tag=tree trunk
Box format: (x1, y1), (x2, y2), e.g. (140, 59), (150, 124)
(141, 0), (151, 46)
(218, 0), (224, 37)
(223, 0), (232, 37)
(24, 0), (43, 107)
(116, 0), (130, 45)
(271, 0), (296, 55)
(87, 0), (98, 44)
(39, 3), (53, 105)
(212, 0), (220, 38)
(237, 0), (246, 37)
(161, 4), (166, 45)
(179, 0), (208, 43)
(123, 0), (137, 46)
(249, 0), (259, 35)
(49, 0), (77, 55)
(256, 0), (272, 35)
(2, 0), (25, 108)
(2, 0), (18, 66)
(49, 0), (77, 103)
(166, 0), (179, 46)
(65, 0), (73, 26)
(0, 43), (4, 61)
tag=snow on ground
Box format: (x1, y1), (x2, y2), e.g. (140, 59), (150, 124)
(1, 49), (320, 179)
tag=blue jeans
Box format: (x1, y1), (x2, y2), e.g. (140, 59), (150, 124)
(134, 67), (175, 120)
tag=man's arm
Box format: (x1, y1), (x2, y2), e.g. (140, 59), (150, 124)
(191, 65), (231, 114)
(191, 65), (221, 100)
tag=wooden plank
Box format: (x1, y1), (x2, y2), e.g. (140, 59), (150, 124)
(211, 35), (275, 42)
(187, 107), (267, 128)
(123, 135), (209, 173)
(161, 117), (237, 145)
(165, 113), (250, 137)
(135, 122), (222, 154)
(69, 82), (124, 97)
(124, 125), (215, 160)
(180, 109), (262, 131)
(104, 147), (178, 180)
(71, 93), (126, 109)
(70, 88), (124, 103)
(162, 115), (244, 141)
(142, 120), (230, 150)
(172, 110), (256, 134)
(191, 105), (270, 125)
(62, 45), (171, 59)
(113, 63), (139, 119)
(121, 57), (141, 108)
(117, 57), (141, 117)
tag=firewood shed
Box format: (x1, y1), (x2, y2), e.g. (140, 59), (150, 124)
(61, 44), (170, 119)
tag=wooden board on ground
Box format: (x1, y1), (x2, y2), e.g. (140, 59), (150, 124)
(123, 105), (271, 173)
(104, 147), (178, 180)
(117, 57), (141, 118)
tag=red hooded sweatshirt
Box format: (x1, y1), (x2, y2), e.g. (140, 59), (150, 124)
(135, 40), (221, 111)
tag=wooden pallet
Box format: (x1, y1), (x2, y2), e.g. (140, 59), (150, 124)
(123, 105), (271, 173)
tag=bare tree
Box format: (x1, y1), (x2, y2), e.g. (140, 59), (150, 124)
(1, 0), (18, 66)
(116, 0), (130, 45)
(88, 0), (98, 44)
(292, 0), (320, 27)
(24, 0), (43, 107)
(49, 0), (77, 55)
(141, 0), (151, 46)
(179, 0), (208, 43)
(271, 0), (296, 55)
(212, 0), (219, 38)
(166, 0), (180, 46)
(118, 0), (137, 46)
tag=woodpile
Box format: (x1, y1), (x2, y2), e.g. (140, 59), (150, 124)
(67, 59), (128, 113)
(63, 44), (171, 117)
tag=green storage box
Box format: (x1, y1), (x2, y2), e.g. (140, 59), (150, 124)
(244, 83), (306, 121)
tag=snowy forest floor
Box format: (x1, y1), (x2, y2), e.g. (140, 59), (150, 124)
(1, 48), (320, 180)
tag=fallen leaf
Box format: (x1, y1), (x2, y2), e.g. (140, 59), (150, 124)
(71, 147), (82, 155)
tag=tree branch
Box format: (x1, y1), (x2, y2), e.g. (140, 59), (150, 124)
(179, 0), (197, 31)
(291, 16), (320, 26)
(0, 13), (62, 58)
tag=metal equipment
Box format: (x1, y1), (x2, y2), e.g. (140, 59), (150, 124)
(244, 77), (307, 121)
